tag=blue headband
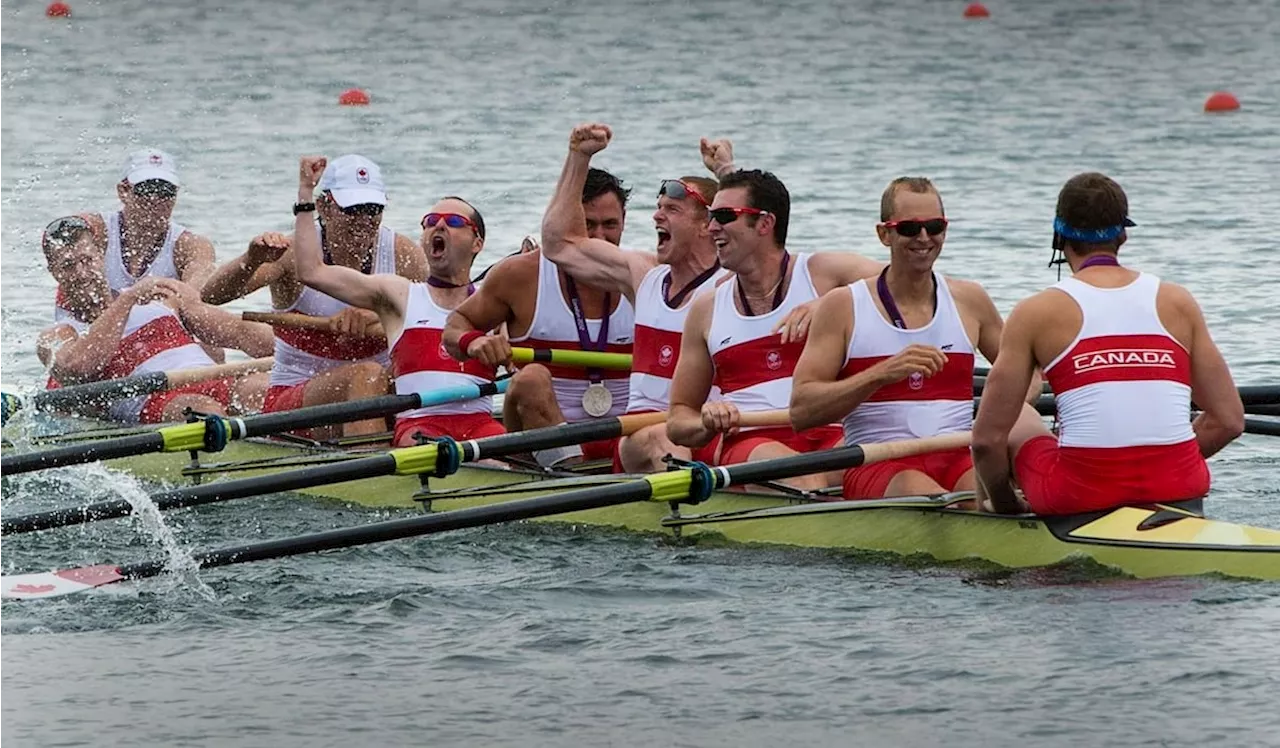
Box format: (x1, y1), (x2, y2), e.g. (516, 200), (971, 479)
(1053, 216), (1136, 243)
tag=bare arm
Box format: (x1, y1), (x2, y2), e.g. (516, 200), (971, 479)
(541, 124), (651, 301)
(789, 288), (865, 430)
(957, 279), (1042, 404)
(443, 256), (523, 363)
(175, 231), (217, 290)
(48, 284), (164, 383)
(200, 238), (289, 304)
(171, 282), (276, 358)
(808, 251), (886, 295)
(971, 299), (1041, 514)
(1173, 286), (1244, 457)
(393, 232), (429, 282)
(666, 294), (718, 448)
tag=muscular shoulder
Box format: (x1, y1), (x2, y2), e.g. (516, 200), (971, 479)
(1005, 289), (1061, 330)
(1156, 279), (1201, 312)
(393, 233), (428, 280)
(945, 276), (998, 312)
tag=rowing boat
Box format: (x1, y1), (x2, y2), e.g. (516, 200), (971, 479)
(6, 416), (1280, 581)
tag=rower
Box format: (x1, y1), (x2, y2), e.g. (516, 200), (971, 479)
(665, 168), (885, 490)
(539, 122), (727, 472)
(289, 156), (505, 446)
(444, 166), (635, 467)
(971, 172), (1244, 515)
(790, 177), (1019, 499)
(37, 217), (272, 423)
(201, 154), (428, 439)
(58, 149), (222, 362)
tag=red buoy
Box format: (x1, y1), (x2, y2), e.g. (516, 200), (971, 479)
(963, 2), (990, 18)
(1203, 91), (1240, 113)
(46, 2), (72, 17)
(338, 88), (371, 106)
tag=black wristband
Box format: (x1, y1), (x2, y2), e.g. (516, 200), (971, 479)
(293, 202), (316, 215)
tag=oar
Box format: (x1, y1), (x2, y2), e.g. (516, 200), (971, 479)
(1, 379), (511, 476)
(242, 311), (633, 370)
(1, 409), (787, 535)
(0, 358), (273, 427)
(0, 431), (967, 600)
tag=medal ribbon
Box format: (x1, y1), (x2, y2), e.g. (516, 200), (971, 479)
(565, 276), (611, 386)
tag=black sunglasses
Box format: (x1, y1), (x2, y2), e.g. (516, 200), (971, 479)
(708, 206), (769, 225)
(340, 203), (384, 217)
(43, 216), (92, 248)
(883, 218), (948, 237)
(132, 179), (179, 199)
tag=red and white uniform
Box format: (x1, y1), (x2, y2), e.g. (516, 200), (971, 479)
(511, 252), (634, 422)
(1016, 273), (1208, 514)
(388, 284), (505, 445)
(626, 264), (727, 414)
(47, 302), (225, 424)
(838, 274), (976, 498)
(263, 226), (395, 411)
(102, 210), (185, 292)
(703, 253), (841, 465)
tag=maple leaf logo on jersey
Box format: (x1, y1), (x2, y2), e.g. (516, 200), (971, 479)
(909, 371), (925, 390)
(658, 345), (674, 368)
(438, 342), (451, 359)
(765, 350), (783, 371)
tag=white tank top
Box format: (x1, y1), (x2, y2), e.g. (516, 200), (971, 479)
(839, 273), (975, 443)
(1044, 273), (1195, 449)
(511, 252), (635, 421)
(389, 283), (497, 420)
(101, 211), (185, 293)
(269, 225), (396, 387)
(48, 302), (214, 422)
(627, 263), (728, 413)
(708, 253), (816, 416)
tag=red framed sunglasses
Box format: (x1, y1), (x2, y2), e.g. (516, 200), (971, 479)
(658, 179), (709, 208)
(709, 206), (769, 225)
(422, 212), (478, 233)
(882, 217), (948, 236)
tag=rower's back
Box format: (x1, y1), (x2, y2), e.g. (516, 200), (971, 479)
(1038, 268), (1209, 506)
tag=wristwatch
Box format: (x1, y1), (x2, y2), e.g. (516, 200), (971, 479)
(293, 202), (316, 215)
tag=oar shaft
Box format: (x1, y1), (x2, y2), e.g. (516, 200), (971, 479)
(2, 454), (397, 535)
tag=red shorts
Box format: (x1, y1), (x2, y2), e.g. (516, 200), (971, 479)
(692, 425), (843, 466)
(1014, 436), (1210, 515)
(842, 446), (973, 499)
(583, 437), (620, 463)
(263, 383), (307, 413)
(393, 412), (507, 447)
(138, 378), (232, 424)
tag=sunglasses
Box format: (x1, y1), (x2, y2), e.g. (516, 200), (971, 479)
(709, 206), (769, 225)
(131, 180), (178, 199)
(883, 218), (948, 237)
(43, 216), (92, 248)
(658, 179), (709, 207)
(340, 202), (385, 217)
(422, 212), (478, 232)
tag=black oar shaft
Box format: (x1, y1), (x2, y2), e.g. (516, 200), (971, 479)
(720, 445), (867, 486)
(3, 432), (166, 474)
(31, 372), (169, 412)
(117, 479), (660, 581)
(2, 454), (396, 534)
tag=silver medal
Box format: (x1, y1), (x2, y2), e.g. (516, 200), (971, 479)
(582, 382), (613, 418)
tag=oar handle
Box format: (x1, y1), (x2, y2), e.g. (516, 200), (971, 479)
(738, 409), (791, 428)
(510, 347), (633, 371)
(166, 357), (273, 388)
(242, 311), (335, 331)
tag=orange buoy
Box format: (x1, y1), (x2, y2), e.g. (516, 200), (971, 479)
(46, 1), (71, 17)
(338, 88), (370, 106)
(963, 2), (990, 18)
(1203, 91), (1240, 112)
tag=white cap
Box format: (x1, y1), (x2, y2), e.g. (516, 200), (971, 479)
(318, 154), (386, 207)
(121, 148), (180, 186)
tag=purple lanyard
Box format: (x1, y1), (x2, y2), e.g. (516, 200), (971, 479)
(737, 252), (790, 316)
(1079, 255), (1120, 269)
(876, 267), (937, 330)
(663, 261), (721, 309)
(427, 276), (476, 295)
(565, 276), (610, 384)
